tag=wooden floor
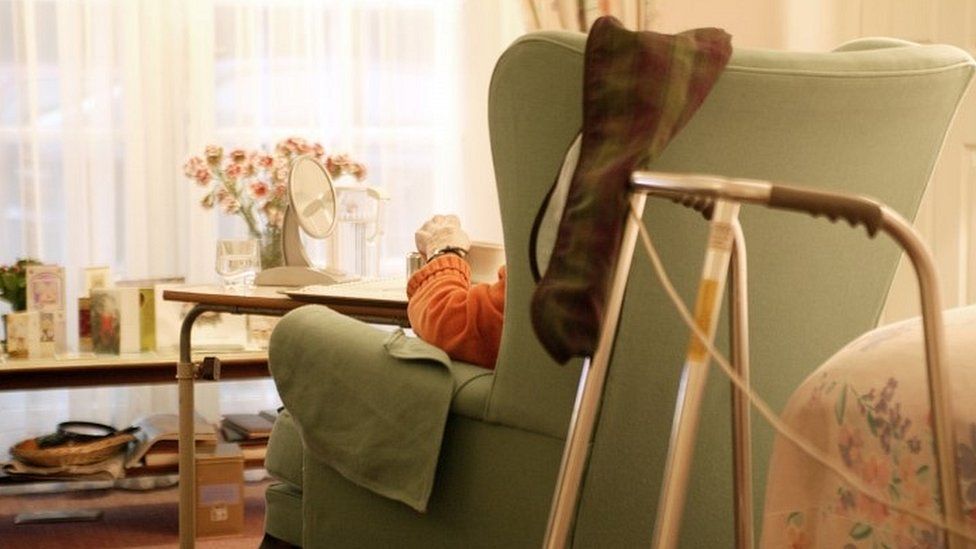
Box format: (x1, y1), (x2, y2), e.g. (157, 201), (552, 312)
(0, 477), (270, 548)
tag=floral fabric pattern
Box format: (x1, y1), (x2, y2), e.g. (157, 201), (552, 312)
(761, 305), (976, 548)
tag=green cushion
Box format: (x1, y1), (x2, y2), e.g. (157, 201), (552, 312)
(265, 409), (303, 490)
(264, 482), (304, 547)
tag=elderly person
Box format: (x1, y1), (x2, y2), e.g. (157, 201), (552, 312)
(406, 215), (505, 368)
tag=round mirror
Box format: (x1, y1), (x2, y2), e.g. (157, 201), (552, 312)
(289, 156), (337, 239)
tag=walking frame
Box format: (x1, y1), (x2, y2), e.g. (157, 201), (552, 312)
(543, 171), (963, 548)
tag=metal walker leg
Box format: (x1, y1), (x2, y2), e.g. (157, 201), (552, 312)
(543, 192), (648, 549)
(544, 195), (753, 548)
(650, 199), (741, 548)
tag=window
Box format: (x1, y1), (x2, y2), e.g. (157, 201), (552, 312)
(0, 0), (520, 440)
(1, 0), (469, 290)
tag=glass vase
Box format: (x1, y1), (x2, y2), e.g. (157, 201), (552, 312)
(260, 231), (284, 270)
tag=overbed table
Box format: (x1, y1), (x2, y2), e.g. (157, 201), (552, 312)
(163, 284), (409, 548)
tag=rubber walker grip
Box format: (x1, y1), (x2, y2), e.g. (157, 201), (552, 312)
(769, 185), (884, 237)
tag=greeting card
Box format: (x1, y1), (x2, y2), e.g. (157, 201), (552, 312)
(5, 310), (40, 359)
(82, 266), (112, 298)
(90, 287), (140, 354)
(26, 265), (65, 312)
(78, 297), (93, 352)
(117, 278), (183, 352)
(38, 310), (66, 357)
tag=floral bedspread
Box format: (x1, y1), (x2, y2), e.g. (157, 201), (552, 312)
(761, 305), (976, 548)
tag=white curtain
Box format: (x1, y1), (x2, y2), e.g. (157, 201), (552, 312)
(521, 0), (658, 31)
(0, 0), (524, 443)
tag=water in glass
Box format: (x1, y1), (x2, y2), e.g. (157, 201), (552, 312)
(216, 239), (260, 291)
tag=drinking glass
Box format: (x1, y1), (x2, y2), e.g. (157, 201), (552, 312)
(215, 239), (260, 291)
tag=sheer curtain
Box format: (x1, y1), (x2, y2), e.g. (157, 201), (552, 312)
(0, 0), (524, 445)
(521, 0), (658, 31)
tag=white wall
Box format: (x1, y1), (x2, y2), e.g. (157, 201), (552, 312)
(654, 0), (786, 48)
(458, 1), (525, 245)
(655, 0), (976, 323)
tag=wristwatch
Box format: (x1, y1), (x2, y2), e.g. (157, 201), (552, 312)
(426, 246), (468, 263)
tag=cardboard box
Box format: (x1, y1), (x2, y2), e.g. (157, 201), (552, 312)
(195, 443), (244, 537)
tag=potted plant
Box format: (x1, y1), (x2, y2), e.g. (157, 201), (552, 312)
(0, 258), (42, 356)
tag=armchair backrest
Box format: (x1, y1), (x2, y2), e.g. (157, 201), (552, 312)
(488, 30), (973, 546)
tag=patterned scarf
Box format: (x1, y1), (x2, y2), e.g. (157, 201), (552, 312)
(530, 16), (732, 363)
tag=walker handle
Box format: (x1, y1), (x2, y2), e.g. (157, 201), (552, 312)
(669, 194), (715, 220)
(768, 185), (884, 237)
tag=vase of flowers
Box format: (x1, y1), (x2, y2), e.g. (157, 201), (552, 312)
(183, 137), (367, 270)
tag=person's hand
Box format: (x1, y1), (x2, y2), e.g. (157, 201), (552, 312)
(415, 214), (470, 261)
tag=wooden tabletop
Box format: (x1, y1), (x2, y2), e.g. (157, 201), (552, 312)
(0, 350), (269, 391)
(161, 285), (302, 311)
(163, 284), (410, 327)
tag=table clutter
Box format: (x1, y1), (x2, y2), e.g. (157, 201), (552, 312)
(1, 262), (268, 361)
(3, 411), (276, 483)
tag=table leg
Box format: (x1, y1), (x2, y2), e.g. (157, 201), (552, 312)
(175, 302), (288, 548)
(178, 305), (208, 549)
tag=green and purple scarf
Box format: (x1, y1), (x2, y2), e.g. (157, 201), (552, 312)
(531, 16), (732, 363)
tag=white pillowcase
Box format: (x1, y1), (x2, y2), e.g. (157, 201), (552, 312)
(534, 133), (582, 277)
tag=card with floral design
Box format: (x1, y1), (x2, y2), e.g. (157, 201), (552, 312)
(90, 287), (140, 354)
(5, 310), (40, 359)
(26, 265), (65, 312)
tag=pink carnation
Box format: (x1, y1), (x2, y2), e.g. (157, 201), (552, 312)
(249, 181), (270, 199)
(225, 163), (244, 179)
(194, 169), (212, 185)
(183, 156), (205, 177)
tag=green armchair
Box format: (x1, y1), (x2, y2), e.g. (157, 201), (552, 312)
(262, 30), (973, 547)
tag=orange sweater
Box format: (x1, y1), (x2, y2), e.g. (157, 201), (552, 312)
(406, 254), (506, 369)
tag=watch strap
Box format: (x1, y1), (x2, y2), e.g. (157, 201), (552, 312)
(427, 246), (468, 263)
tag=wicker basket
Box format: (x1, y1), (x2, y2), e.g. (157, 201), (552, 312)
(11, 431), (136, 468)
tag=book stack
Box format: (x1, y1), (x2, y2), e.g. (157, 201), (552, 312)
(219, 409), (278, 467)
(125, 413), (218, 473)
